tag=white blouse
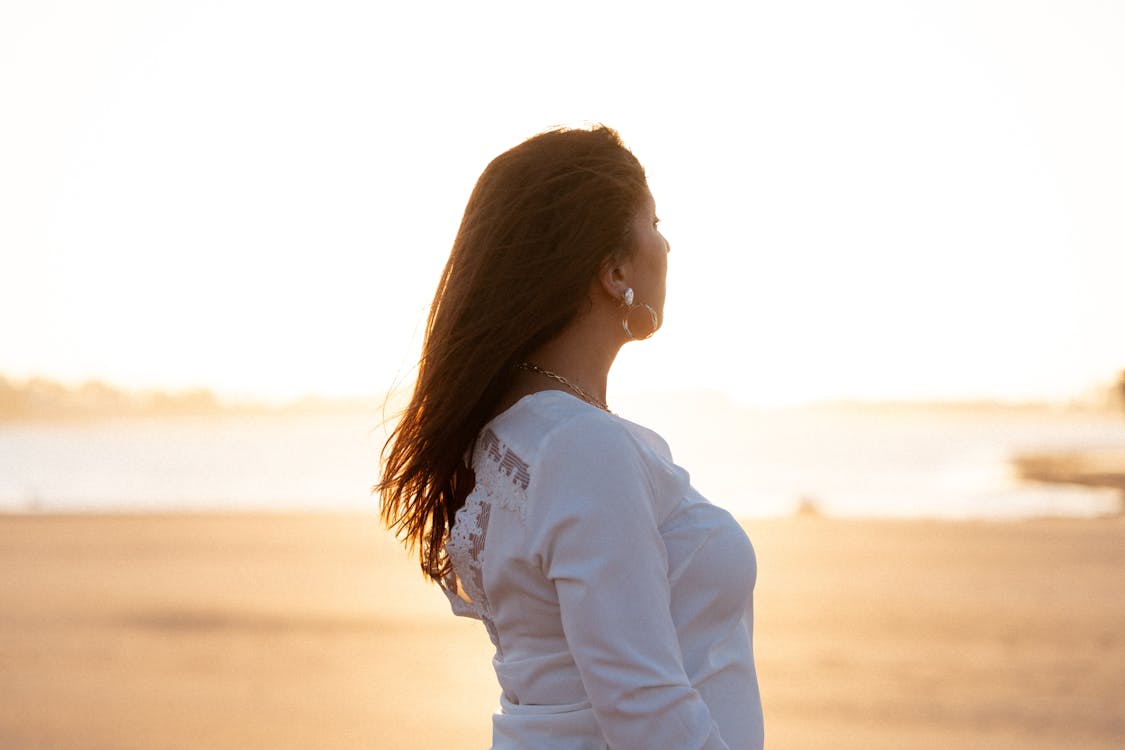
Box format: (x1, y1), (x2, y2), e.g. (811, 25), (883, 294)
(441, 390), (763, 750)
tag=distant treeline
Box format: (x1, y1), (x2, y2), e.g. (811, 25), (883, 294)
(0, 375), (376, 420)
(2, 371), (1122, 421)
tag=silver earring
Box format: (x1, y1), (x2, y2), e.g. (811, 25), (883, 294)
(621, 288), (659, 341)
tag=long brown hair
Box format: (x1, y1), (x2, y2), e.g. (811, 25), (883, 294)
(376, 125), (649, 581)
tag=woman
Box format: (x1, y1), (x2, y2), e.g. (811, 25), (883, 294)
(377, 125), (764, 749)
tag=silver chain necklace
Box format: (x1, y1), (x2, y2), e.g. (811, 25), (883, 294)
(516, 361), (611, 413)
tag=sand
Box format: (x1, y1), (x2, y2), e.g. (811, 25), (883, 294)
(2, 512), (1123, 750)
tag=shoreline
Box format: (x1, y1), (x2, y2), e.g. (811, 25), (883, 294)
(1013, 447), (1125, 489)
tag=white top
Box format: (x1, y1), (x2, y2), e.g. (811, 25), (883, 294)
(441, 390), (763, 750)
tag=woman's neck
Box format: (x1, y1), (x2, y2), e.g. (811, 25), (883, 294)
(494, 312), (622, 418)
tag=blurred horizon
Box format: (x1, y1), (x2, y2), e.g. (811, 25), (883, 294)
(3, 369), (1124, 420)
(4, 369), (1124, 520)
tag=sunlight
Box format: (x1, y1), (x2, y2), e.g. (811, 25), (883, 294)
(2, 1), (1122, 407)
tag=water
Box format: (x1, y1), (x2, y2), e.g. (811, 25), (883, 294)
(2, 403), (1123, 519)
(0, 413), (386, 513)
(625, 398), (1125, 519)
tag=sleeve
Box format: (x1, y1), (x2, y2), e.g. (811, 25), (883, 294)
(528, 415), (729, 750)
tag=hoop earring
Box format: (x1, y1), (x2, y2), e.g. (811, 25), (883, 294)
(621, 288), (660, 341)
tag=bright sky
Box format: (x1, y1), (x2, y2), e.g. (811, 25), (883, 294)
(2, 0), (1123, 407)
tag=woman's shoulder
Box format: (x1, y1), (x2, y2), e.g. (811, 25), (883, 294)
(483, 390), (641, 462)
(476, 389), (686, 497)
(467, 391), (628, 518)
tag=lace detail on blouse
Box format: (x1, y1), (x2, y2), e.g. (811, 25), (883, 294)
(479, 428), (530, 516)
(443, 428), (530, 656)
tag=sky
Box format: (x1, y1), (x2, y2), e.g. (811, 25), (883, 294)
(2, 0), (1123, 407)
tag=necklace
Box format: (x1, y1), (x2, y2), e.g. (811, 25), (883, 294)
(516, 361), (611, 413)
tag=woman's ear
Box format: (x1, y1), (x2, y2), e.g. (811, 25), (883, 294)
(596, 256), (630, 303)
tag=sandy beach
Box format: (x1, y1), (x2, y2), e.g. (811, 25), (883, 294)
(2, 512), (1122, 750)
